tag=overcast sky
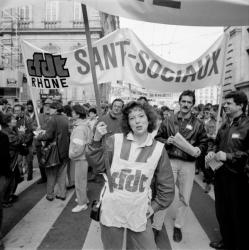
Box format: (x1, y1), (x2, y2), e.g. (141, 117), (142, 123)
(120, 17), (224, 64)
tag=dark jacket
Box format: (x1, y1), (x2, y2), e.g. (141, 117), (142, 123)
(26, 111), (37, 128)
(0, 131), (11, 177)
(1, 127), (25, 170)
(156, 112), (208, 162)
(34, 113), (51, 147)
(16, 115), (34, 146)
(37, 113), (70, 161)
(210, 114), (249, 174)
(98, 112), (123, 136)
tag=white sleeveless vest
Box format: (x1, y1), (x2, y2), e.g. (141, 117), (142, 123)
(100, 133), (164, 232)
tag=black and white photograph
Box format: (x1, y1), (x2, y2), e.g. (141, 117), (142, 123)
(0, 1), (249, 249)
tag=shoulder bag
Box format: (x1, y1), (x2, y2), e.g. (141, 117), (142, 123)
(90, 135), (114, 221)
(41, 117), (61, 168)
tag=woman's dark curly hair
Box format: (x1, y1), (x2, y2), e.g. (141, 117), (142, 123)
(121, 101), (158, 135)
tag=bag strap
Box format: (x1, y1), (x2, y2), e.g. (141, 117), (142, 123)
(102, 134), (114, 193)
(53, 116), (59, 144)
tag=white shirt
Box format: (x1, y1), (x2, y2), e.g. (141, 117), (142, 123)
(126, 132), (154, 161)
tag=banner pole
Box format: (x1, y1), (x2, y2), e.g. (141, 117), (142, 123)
(215, 31), (229, 136)
(81, 4), (101, 115)
(81, 4), (113, 193)
(20, 40), (41, 129)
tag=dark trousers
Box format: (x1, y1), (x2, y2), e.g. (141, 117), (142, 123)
(25, 146), (33, 178)
(3, 167), (19, 203)
(0, 176), (8, 240)
(196, 155), (214, 184)
(36, 146), (47, 181)
(214, 168), (249, 250)
(45, 159), (67, 199)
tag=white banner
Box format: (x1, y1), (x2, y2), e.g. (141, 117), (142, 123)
(21, 28), (225, 92)
(1, 0), (249, 26)
(81, 0), (249, 26)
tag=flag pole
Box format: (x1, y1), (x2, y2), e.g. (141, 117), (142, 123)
(81, 4), (101, 115)
(20, 40), (41, 129)
(81, 4), (113, 192)
(215, 31), (229, 135)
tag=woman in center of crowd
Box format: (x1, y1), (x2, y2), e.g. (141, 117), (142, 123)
(86, 101), (175, 250)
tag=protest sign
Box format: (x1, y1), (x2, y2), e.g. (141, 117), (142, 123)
(21, 28), (225, 92)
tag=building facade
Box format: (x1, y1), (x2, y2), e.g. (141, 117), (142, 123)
(195, 86), (220, 105)
(0, 1), (118, 105)
(222, 26), (249, 97)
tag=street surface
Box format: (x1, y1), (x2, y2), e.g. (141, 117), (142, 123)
(2, 166), (220, 250)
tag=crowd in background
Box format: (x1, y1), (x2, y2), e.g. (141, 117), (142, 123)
(0, 89), (249, 250)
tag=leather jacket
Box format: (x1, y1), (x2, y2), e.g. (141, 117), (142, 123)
(211, 114), (249, 174)
(156, 112), (208, 162)
(37, 114), (70, 161)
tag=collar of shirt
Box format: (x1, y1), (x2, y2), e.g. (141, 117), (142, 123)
(126, 132), (153, 147)
(126, 132), (153, 162)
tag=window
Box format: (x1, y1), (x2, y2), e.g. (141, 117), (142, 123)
(73, 1), (83, 28)
(45, 1), (59, 21)
(73, 1), (82, 21)
(1, 9), (13, 19)
(72, 87), (77, 100)
(18, 6), (31, 21)
(17, 6), (32, 29)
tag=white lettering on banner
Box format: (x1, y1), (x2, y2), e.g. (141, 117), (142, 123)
(21, 28), (225, 91)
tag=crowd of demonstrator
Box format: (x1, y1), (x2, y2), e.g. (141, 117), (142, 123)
(0, 89), (249, 250)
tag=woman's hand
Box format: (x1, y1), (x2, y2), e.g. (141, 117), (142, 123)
(146, 205), (154, 219)
(94, 122), (108, 141)
(193, 147), (201, 158)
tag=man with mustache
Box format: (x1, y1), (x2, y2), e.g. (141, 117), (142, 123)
(152, 90), (208, 242)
